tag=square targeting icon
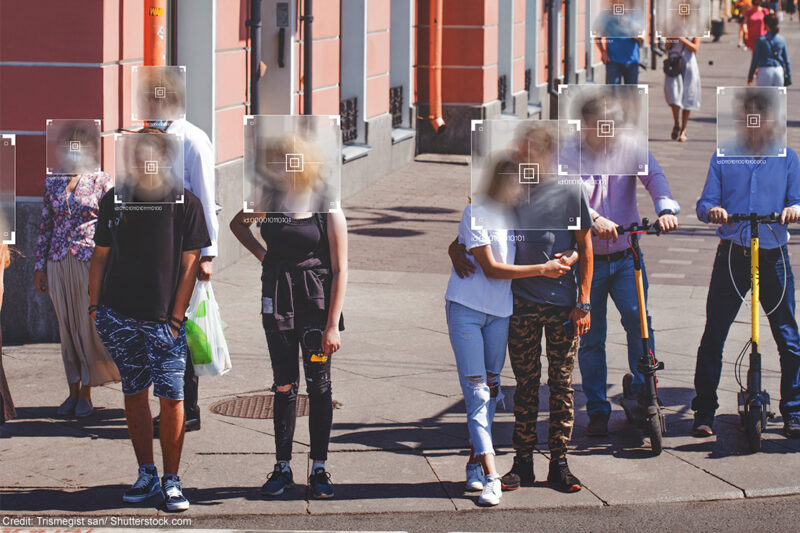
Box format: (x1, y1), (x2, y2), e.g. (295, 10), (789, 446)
(519, 163), (539, 184)
(613, 3), (625, 15)
(154, 86), (167, 99)
(597, 119), (615, 137)
(285, 153), (304, 172)
(678, 2), (690, 15)
(69, 141), (81, 152)
(144, 160), (159, 174)
(747, 113), (761, 128)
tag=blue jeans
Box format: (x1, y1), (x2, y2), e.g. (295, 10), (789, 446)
(606, 62), (639, 85)
(445, 300), (509, 456)
(693, 242), (800, 419)
(578, 252), (654, 416)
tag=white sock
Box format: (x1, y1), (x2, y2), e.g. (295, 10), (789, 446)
(278, 461), (291, 472)
(312, 460), (326, 472)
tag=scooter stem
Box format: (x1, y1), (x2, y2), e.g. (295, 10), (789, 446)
(751, 218), (759, 351)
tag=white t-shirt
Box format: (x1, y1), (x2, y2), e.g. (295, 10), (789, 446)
(166, 119), (219, 257)
(445, 205), (516, 317)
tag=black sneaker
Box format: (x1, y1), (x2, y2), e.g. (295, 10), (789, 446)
(547, 457), (582, 493)
(500, 454), (534, 490)
(692, 412), (714, 437)
(308, 467), (335, 499)
(784, 414), (800, 438)
(260, 464), (294, 496)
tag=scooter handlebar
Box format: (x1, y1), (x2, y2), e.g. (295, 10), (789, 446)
(616, 218), (663, 236)
(727, 212), (780, 223)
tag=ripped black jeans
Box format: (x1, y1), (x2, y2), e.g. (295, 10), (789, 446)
(264, 318), (333, 462)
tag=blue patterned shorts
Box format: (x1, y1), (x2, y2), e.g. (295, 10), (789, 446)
(95, 305), (187, 400)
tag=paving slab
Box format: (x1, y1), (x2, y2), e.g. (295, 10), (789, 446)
(306, 450), (454, 514)
(422, 449), (603, 510)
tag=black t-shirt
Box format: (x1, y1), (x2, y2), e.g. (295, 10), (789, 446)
(94, 189), (211, 322)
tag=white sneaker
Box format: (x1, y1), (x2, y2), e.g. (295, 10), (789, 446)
(478, 474), (501, 506)
(465, 462), (484, 492)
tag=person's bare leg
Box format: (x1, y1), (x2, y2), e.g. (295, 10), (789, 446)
(477, 453), (497, 476)
(680, 109), (691, 141)
(159, 397), (185, 474)
(670, 104), (681, 128)
(468, 444), (479, 464)
(79, 385), (92, 403)
(124, 389), (154, 466)
(68, 381), (80, 399)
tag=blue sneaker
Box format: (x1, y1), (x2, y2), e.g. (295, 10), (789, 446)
(308, 467), (334, 499)
(784, 414), (800, 438)
(261, 464), (294, 496)
(162, 475), (190, 512)
(122, 466), (161, 503)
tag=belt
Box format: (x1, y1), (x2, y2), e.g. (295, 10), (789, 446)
(720, 239), (784, 259)
(594, 249), (632, 262)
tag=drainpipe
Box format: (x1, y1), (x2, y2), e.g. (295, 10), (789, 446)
(302, 0), (313, 114)
(428, 0), (445, 133)
(546, 0), (560, 118)
(249, 0), (263, 114)
(564, 0), (575, 85)
(144, 0), (168, 66)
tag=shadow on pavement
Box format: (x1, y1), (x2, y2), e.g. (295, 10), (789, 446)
(0, 406), (128, 440)
(0, 485), (157, 512)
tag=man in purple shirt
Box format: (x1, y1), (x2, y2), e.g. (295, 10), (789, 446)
(575, 106), (681, 436)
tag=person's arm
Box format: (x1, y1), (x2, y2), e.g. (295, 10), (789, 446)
(88, 245), (110, 321)
(748, 39), (762, 82)
(448, 238), (476, 278)
(678, 37), (701, 53)
(596, 38), (609, 64)
(697, 154), (727, 224)
(229, 210), (268, 262)
(781, 150), (800, 224)
(169, 249), (202, 337)
(569, 228), (593, 336)
(33, 181), (55, 293)
(471, 245), (572, 280)
(322, 210), (348, 356)
(638, 153), (681, 232)
(781, 39), (791, 81)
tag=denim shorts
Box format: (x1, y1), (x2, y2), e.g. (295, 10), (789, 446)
(94, 305), (187, 400)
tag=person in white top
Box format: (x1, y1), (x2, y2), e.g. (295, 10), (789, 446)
(445, 157), (576, 507)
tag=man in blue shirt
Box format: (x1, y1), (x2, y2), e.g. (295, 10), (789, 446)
(596, 38), (643, 85)
(693, 141), (800, 438)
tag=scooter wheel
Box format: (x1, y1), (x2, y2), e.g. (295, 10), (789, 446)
(648, 414), (663, 456)
(745, 407), (763, 453)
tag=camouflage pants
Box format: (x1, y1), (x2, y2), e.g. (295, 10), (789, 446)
(508, 296), (579, 459)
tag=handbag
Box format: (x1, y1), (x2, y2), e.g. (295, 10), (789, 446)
(662, 46), (686, 77)
(185, 280), (232, 376)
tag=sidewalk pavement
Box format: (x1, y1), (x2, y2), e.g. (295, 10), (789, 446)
(3, 27), (800, 521)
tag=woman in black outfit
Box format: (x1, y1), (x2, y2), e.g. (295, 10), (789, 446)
(230, 206), (347, 499)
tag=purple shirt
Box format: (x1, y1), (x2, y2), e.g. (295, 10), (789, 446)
(581, 152), (681, 255)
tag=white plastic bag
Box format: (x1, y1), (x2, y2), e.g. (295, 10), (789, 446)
(185, 281), (231, 376)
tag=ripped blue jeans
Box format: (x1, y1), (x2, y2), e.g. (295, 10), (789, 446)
(445, 300), (508, 457)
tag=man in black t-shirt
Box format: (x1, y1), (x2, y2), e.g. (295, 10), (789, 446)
(89, 186), (210, 512)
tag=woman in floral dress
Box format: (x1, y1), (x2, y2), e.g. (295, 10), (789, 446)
(34, 172), (120, 418)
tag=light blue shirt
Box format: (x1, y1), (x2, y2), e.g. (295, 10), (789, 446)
(696, 148), (800, 249)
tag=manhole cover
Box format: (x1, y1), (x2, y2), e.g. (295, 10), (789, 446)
(210, 394), (309, 419)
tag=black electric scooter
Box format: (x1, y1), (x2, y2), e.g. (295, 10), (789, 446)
(616, 218), (666, 456)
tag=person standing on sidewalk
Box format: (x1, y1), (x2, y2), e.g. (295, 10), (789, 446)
(445, 154), (577, 506)
(692, 99), (800, 439)
(745, 0), (772, 51)
(449, 135), (594, 493)
(33, 169), (121, 418)
(149, 117), (218, 436)
(89, 129), (211, 511)
(747, 14), (792, 86)
(575, 101), (681, 437)
(664, 37), (702, 143)
(596, 38), (643, 85)
(0, 245), (16, 425)
(230, 136), (347, 499)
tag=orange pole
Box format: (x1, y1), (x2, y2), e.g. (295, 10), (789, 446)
(428, 0), (445, 133)
(144, 0), (168, 66)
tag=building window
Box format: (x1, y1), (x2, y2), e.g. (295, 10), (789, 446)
(340, 96), (358, 144)
(498, 75), (508, 111)
(389, 86), (403, 127)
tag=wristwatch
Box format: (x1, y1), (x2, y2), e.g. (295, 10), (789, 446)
(658, 208), (676, 217)
(576, 302), (591, 313)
